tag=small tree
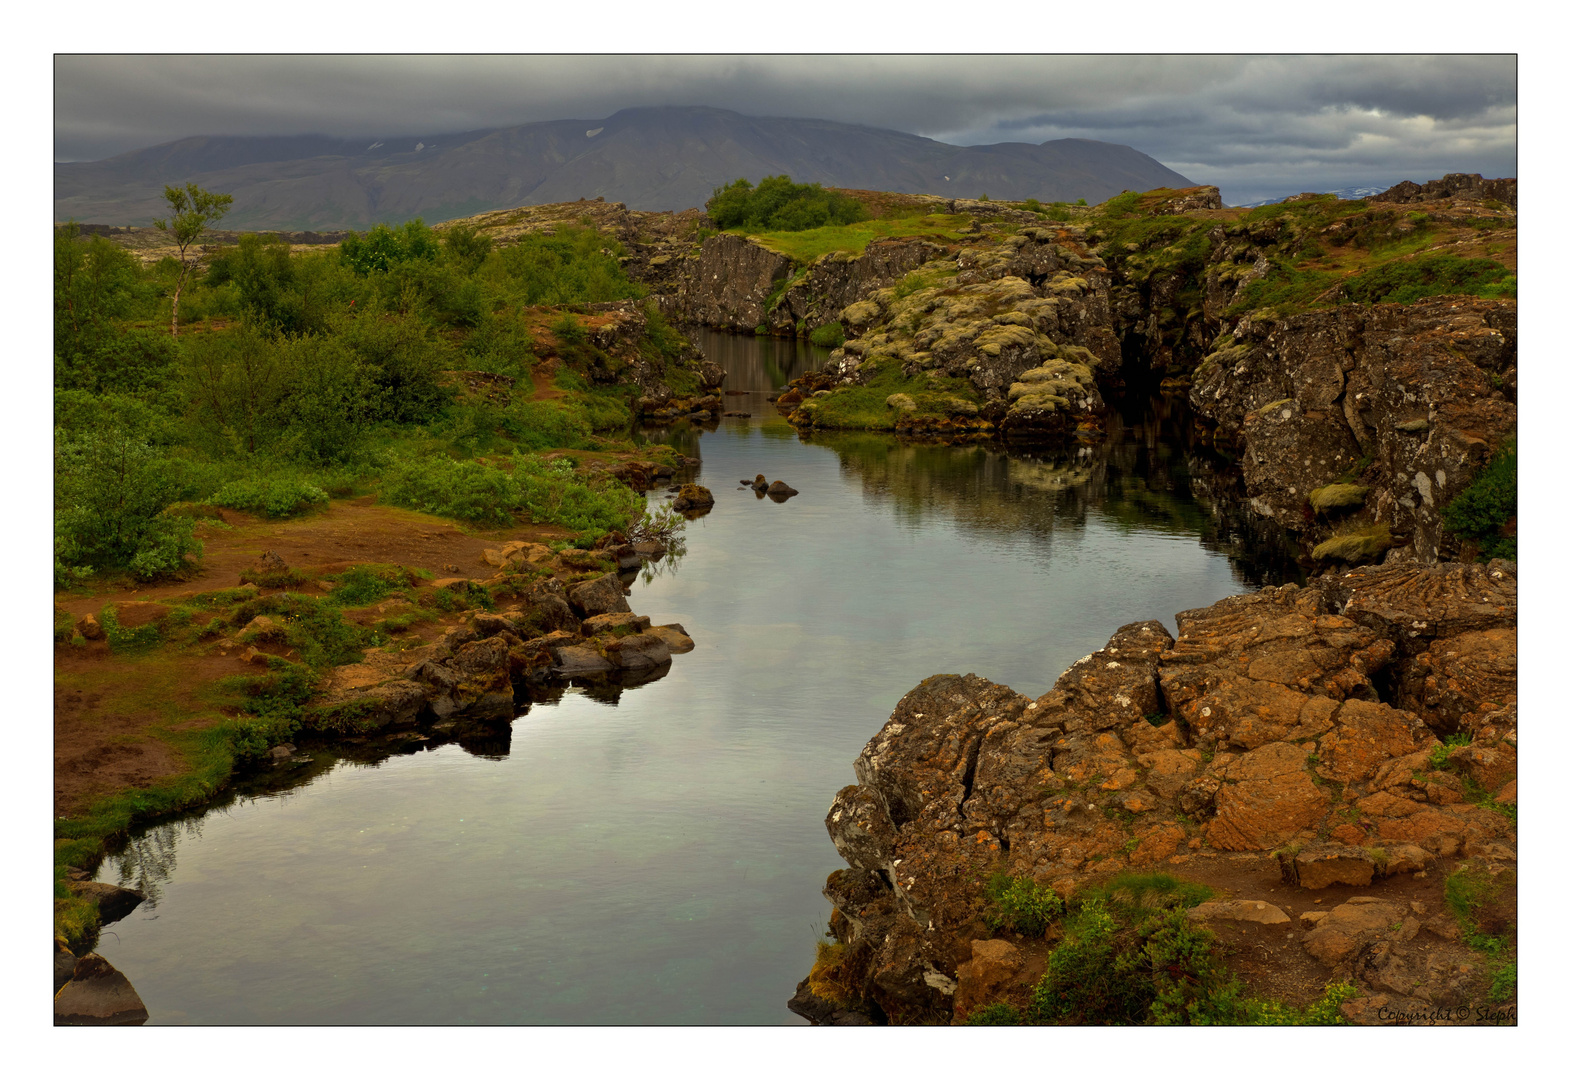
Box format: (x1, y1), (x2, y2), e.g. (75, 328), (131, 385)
(153, 182), (233, 336)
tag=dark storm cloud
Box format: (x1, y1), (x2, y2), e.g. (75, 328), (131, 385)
(54, 54), (1515, 204)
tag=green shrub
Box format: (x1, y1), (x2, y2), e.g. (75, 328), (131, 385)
(381, 454), (522, 526)
(212, 476), (329, 518)
(984, 872), (1064, 936)
(340, 219), (440, 276)
(707, 176), (869, 233)
(1430, 731), (1472, 769)
(808, 321), (846, 349)
(966, 1002), (1024, 1025)
(1028, 901), (1252, 1025)
(329, 564), (416, 607)
(1442, 436), (1515, 559)
(54, 398), (204, 583)
(380, 452), (642, 539)
(494, 228), (644, 306)
(501, 400), (594, 450)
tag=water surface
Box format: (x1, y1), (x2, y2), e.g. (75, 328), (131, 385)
(95, 331), (1292, 1024)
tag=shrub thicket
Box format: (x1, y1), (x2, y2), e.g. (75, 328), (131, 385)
(707, 176), (869, 232)
(1442, 436), (1516, 559)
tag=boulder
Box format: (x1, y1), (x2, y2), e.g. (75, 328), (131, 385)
(646, 625), (696, 654)
(580, 612), (651, 637)
(551, 645), (615, 675)
(1278, 843), (1377, 889)
(1206, 741), (1330, 851)
(65, 881), (145, 926)
(1188, 899), (1290, 925)
(75, 614), (104, 641)
(54, 939), (77, 994)
(1302, 897), (1406, 967)
(602, 632), (672, 670)
(54, 954), (148, 1025)
(671, 484), (715, 513)
(766, 480), (799, 501)
(566, 573), (632, 618)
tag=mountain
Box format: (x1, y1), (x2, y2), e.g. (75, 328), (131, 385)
(54, 106), (1195, 231)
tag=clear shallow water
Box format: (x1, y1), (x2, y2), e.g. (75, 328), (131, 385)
(95, 332), (1288, 1025)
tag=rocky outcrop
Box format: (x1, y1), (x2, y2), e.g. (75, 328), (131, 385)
(765, 238), (948, 337)
(671, 233), (794, 332)
(802, 560), (1516, 1024)
(1372, 174), (1516, 209)
(310, 571), (688, 734)
(1189, 297), (1515, 563)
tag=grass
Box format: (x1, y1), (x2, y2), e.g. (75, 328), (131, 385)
(790, 364), (983, 431)
(1311, 524), (1393, 564)
(1309, 483), (1370, 512)
(738, 212), (972, 263)
(1444, 863), (1517, 1002)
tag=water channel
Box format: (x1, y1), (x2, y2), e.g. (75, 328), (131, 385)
(92, 329), (1301, 1025)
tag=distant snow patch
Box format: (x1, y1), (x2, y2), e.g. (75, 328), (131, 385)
(585, 127), (604, 138)
(366, 141), (383, 151)
(415, 142), (425, 152)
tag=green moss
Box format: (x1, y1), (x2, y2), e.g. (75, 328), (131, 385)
(1309, 483), (1369, 512)
(1312, 524), (1393, 563)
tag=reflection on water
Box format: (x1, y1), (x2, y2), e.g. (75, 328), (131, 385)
(91, 330), (1303, 1025)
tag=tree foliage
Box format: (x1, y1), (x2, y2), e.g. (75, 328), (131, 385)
(153, 183), (233, 336)
(339, 219), (440, 275)
(706, 175), (868, 232)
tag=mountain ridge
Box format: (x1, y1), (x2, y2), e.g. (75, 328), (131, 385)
(55, 105), (1194, 230)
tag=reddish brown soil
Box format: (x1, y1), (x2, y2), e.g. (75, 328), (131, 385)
(52, 646), (241, 817)
(55, 498), (570, 620)
(54, 498), (574, 817)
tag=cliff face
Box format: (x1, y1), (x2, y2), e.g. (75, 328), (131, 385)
(796, 560), (1517, 1024)
(1189, 298), (1516, 561)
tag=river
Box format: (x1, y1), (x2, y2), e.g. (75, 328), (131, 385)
(92, 329), (1299, 1024)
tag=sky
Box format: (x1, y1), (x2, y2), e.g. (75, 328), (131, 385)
(53, 54), (1517, 205)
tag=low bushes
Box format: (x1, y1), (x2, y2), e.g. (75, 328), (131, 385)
(961, 871), (1353, 1026)
(1442, 436), (1516, 559)
(212, 475), (330, 518)
(380, 452), (643, 540)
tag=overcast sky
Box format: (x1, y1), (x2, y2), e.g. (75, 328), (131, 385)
(53, 54), (1515, 204)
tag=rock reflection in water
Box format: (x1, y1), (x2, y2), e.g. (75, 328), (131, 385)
(804, 392), (1305, 589)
